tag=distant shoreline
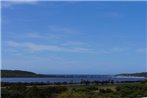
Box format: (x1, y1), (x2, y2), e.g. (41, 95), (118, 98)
(1, 70), (147, 78)
(113, 76), (146, 78)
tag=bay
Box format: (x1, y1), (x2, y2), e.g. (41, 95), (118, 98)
(1, 77), (146, 83)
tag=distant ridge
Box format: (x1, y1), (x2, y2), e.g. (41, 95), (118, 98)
(1, 70), (42, 77)
(115, 72), (147, 78)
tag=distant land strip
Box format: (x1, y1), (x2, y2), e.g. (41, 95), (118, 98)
(1, 70), (147, 78)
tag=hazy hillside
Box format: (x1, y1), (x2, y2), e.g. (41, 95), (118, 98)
(1, 70), (40, 77)
(116, 72), (147, 78)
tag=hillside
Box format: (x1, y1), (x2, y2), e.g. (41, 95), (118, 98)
(1, 70), (111, 78)
(116, 72), (147, 78)
(1, 70), (42, 77)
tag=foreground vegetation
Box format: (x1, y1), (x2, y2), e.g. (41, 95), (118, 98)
(1, 80), (147, 98)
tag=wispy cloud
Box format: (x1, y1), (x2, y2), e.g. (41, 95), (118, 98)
(103, 12), (124, 18)
(5, 32), (61, 41)
(6, 40), (93, 53)
(5, 25), (79, 40)
(110, 47), (128, 53)
(6, 40), (132, 55)
(48, 25), (79, 34)
(136, 48), (147, 54)
(94, 47), (128, 55)
(61, 41), (84, 46)
(2, 0), (39, 8)
(24, 33), (43, 38)
(23, 32), (60, 40)
(6, 40), (21, 47)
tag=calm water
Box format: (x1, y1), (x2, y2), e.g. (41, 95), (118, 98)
(1, 77), (146, 83)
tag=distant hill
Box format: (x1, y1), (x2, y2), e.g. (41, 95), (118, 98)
(1, 70), (111, 78)
(115, 72), (147, 78)
(1, 70), (45, 77)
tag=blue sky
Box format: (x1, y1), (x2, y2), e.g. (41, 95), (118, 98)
(1, 1), (146, 74)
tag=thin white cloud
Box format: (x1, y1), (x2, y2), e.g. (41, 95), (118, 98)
(6, 25), (79, 40)
(25, 33), (43, 38)
(61, 41), (84, 46)
(48, 25), (79, 34)
(24, 32), (60, 39)
(6, 32), (61, 41)
(6, 40), (93, 53)
(110, 47), (128, 53)
(2, 0), (39, 8)
(136, 48), (147, 53)
(94, 47), (128, 55)
(6, 40), (131, 55)
(103, 12), (124, 18)
(6, 40), (21, 47)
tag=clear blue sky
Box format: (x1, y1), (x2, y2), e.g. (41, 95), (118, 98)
(2, 1), (146, 74)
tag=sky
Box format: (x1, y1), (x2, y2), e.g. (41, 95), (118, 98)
(1, 1), (147, 74)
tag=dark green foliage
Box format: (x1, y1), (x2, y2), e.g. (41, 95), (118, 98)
(1, 70), (56, 78)
(2, 81), (147, 98)
(2, 85), (67, 98)
(1, 70), (37, 77)
(116, 83), (147, 97)
(73, 86), (98, 92)
(99, 88), (113, 93)
(25, 86), (42, 98)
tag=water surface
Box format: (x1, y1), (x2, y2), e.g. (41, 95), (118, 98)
(1, 77), (146, 83)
